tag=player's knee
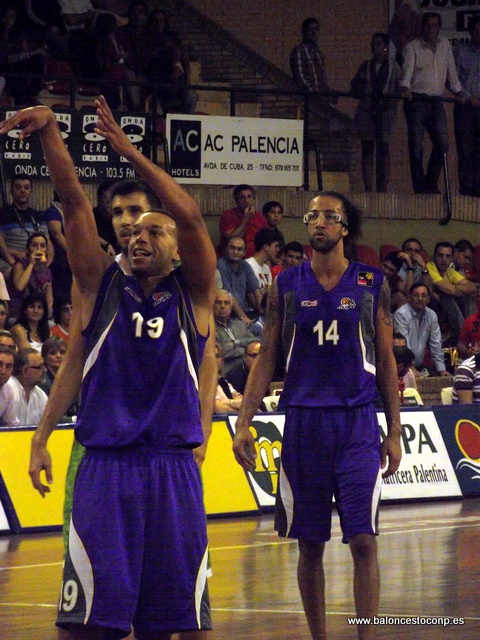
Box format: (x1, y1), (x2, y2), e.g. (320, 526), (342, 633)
(298, 539), (325, 562)
(349, 533), (377, 561)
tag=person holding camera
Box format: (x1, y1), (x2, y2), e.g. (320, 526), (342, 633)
(7, 233), (53, 321)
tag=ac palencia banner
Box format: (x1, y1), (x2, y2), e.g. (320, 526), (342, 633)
(166, 114), (303, 186)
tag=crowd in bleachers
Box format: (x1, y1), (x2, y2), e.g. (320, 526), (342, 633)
(0, 1), (196, 112)
(0, 171), (479, 426)
(1, 3), (480, 424)
(1, 4), (480, 194)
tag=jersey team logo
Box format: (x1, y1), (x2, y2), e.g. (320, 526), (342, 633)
(125, 286), (142, 303)
(301, 299), (318, 307)
(357, 271), (374, 287)
(337, 297), (356, 310)
(152, 291), (172, 306)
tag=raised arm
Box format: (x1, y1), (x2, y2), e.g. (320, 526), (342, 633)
(0, 108), (111, 309)
(233, 280), (281, 470)
(375, 279), (402, 478)
(94, 97), (217, 330)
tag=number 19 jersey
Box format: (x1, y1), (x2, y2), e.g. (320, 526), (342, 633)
(277, 260), (384, 409)
(75, 263), (206, 450)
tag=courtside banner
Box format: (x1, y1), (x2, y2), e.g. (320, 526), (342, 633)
(378, 411), (462, 500)
(0, 108), (150, 182)
(225, 411), (462, 508)
(166, 114), (303, 186)
(433, 405), (480, 498)
(225, 414), (285, 507)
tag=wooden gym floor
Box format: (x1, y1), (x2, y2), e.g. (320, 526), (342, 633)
(1, 498), (479, 639)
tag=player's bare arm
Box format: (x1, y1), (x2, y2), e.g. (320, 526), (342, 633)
(233, 280), (281, 470)
(194, 318), (217, 468)
(29, 284), (84, 497)
(375, 277), (402, 478)
(0, 107), (111, 312)
(94, 96), (217, 333)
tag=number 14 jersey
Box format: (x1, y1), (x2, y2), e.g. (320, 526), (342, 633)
(277, 260), (384, 409)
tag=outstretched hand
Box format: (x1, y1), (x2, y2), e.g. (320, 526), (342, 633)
(94, 95), (135, 158)
(0, 106), (56, 140)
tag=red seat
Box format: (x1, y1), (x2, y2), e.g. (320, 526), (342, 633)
(379, 244), (400, 261)
(356, 244), (380, 268)
(44, 57), (74, 95)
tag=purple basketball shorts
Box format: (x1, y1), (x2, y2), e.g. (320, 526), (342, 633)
(56, 447), (211, 638)
(275, 404), (382, 544)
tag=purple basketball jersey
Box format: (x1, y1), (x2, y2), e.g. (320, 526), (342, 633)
(277, 260), (384, 408)
(75, 263), (206, 449)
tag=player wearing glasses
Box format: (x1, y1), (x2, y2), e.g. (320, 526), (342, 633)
(233, 191), (401, 640)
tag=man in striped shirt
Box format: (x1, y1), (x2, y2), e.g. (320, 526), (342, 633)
(453, 353), (480, 404)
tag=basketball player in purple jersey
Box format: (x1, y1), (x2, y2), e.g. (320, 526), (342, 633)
(233, 191), (402, 640)
(0, 98), (216, 639)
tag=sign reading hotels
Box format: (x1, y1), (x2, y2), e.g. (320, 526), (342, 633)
(166, 114), (303, 186)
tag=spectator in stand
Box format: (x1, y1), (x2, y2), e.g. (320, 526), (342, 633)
(0, 299), (8, 329)
(57, 0), (96, 75)
(394, 282), (449, 376)
(7, 233), (53, 321)
(145, 9), (197, 114)
(427, 241), (477, 345)
(10, 293), (50, 353)
(214, 289), (257, 375)
(0, 5), (48, 106)
(452, 239), (476, 279)
(397, 237), (433, 292)
(0, 329), (15, 350)
(271, 241), (306, 280)
(94, 12), (126, 109)
(388, 0), (421, 65)
(50, 296), (72, 342)
(217, 235), (262, 321)
(452, 352), (480, 403)
(454, 16), (480, 197)
(0, 344), (17, 426)
(6, 346), (47, 424)
(393, 330), (420, 377)
(457, 291), (480, 361)
(290, 18), (336, 104)
(400, 12), (463, 194)
(226, 340), (261, 395)
(350, 33), (401, 192)
(39, 336), (67, 396)
(15, 1), (65, 56)
(219, 184), (268, 258)
(214, 344), (243, 413)
(93, 178), (120, 254)
(262, 201), (285, 253)
(245, 228), (279, 296)
(115, 0), (149, 110)
(393, 344), (417, 389)
(381, 250), (407, 311)
(44, 193), (72, 302)
(0, 177), (53, 274)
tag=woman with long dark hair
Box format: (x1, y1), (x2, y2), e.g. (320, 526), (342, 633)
(10, 292), (50, 352)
